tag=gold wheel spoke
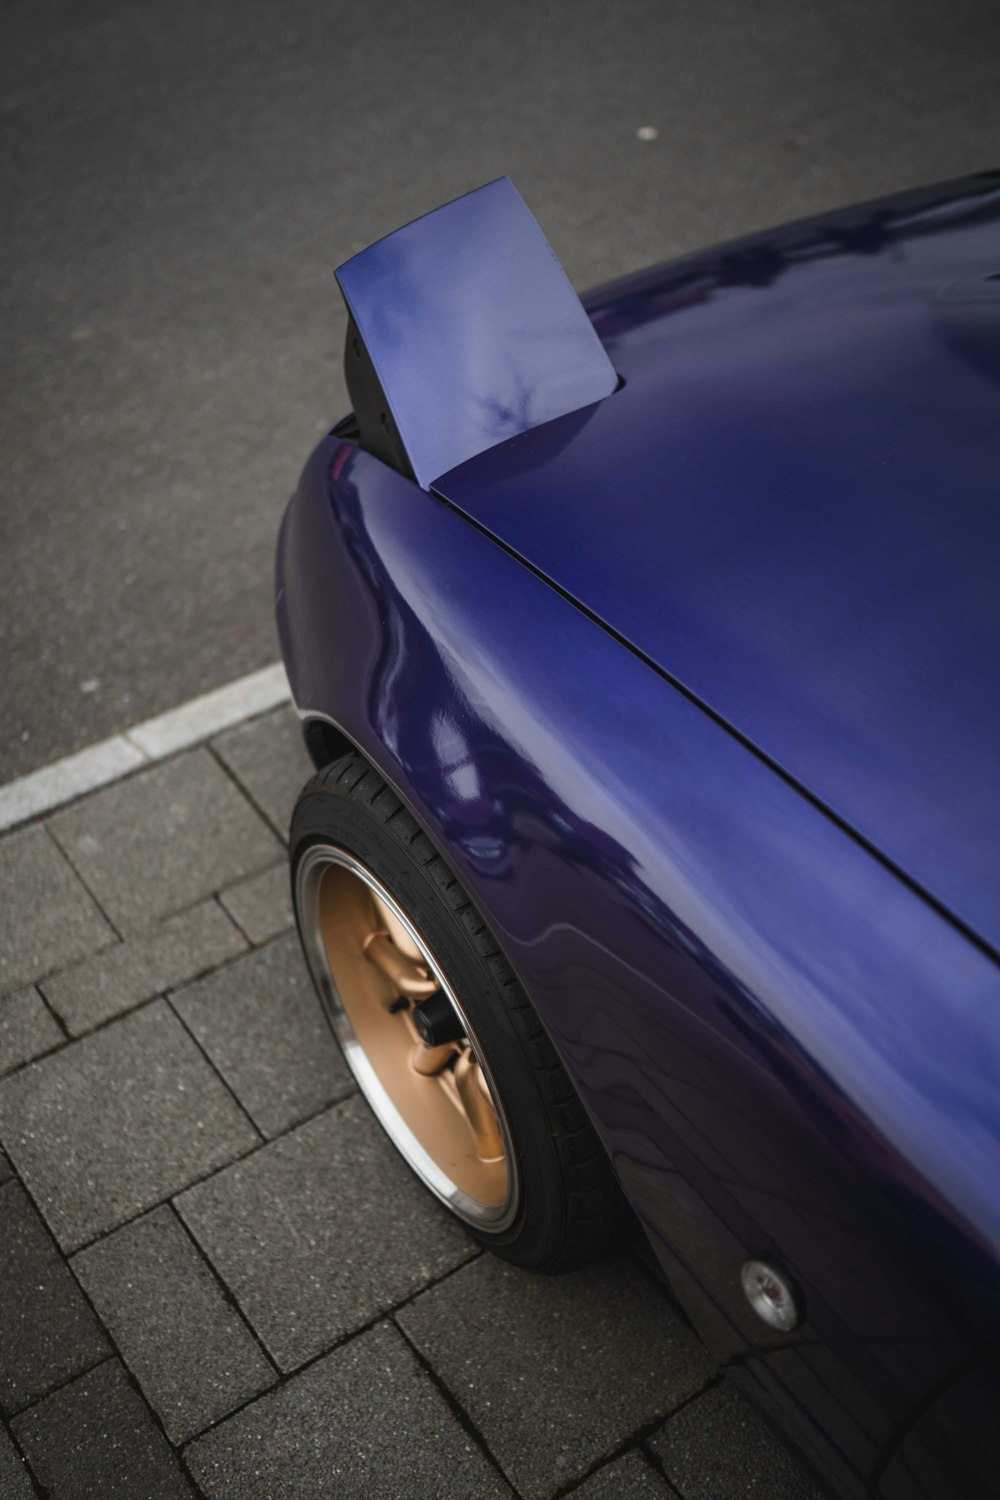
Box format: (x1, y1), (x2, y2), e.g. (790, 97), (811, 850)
(363, 930), (438, 999)
(410, 1040), (460, 1077)
(454, 1049), (504, 1161)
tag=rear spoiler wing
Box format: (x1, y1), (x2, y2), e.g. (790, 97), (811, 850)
(334, 177), (618, 490)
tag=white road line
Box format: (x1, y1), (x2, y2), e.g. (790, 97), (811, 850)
(0, 662), (290, 835)
(0, 739), (147, 833)
(126, 662), (290, 759)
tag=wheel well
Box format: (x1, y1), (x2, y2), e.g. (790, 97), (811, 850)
(302, 717), (354, 770)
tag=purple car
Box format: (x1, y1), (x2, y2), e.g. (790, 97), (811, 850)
(276, 174), (1000, 1498)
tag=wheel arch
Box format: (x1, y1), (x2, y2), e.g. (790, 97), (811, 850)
(301, 714), (353, 771)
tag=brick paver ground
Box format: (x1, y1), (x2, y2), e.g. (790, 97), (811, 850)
(0, 707), (828, 1498)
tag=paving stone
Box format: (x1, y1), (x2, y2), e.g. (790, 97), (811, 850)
(649, 1384), (827, 1499)
(566, 1449), (674, 1499)
(177, 1096), (474, 1370)
(213, 706), (310, 836)
(171, 935), (353, 1138)
(42, 899), (245, 1036)
(0, 987), (63, 1077)
(219, 862), (293, 944)
(49, 750), (281, 934)
(73, 1205), (275, 1443)
(0, 828), (113, 996)
(12, 1359), (194, 1500)
(397, 1254), (714, 1500)
(186, 1321), (510, 1499)
(0, 1181), (109, 1416)
(0, 1002), (259, 1251)
(0, 1425), (33, 1499)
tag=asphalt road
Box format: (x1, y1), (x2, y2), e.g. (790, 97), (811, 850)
(2, 0), (999, 782)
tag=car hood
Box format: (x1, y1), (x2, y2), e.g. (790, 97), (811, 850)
(433, 172), (1000, 954)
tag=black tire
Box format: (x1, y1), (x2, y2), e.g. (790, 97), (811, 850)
(290, 749), (620, 1273)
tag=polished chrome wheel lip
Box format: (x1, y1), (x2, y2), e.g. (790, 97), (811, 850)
(296, 843), (520, 1231)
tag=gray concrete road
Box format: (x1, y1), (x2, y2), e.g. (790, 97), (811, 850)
(2, 0), (999, 781)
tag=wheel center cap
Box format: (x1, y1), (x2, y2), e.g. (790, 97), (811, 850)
(412, 991), (465, 1047)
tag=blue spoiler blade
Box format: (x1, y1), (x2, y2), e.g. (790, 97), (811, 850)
(335, 177), (619, 490)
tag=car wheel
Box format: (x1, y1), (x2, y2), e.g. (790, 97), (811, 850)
(290, 749), (620, 1272)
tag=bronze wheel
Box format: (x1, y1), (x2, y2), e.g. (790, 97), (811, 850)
(291, 750), (620, 1271)
(296, 844), (518, 1230)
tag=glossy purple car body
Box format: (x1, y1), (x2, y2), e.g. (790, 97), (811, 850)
(277, 172), (1000, 1498)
